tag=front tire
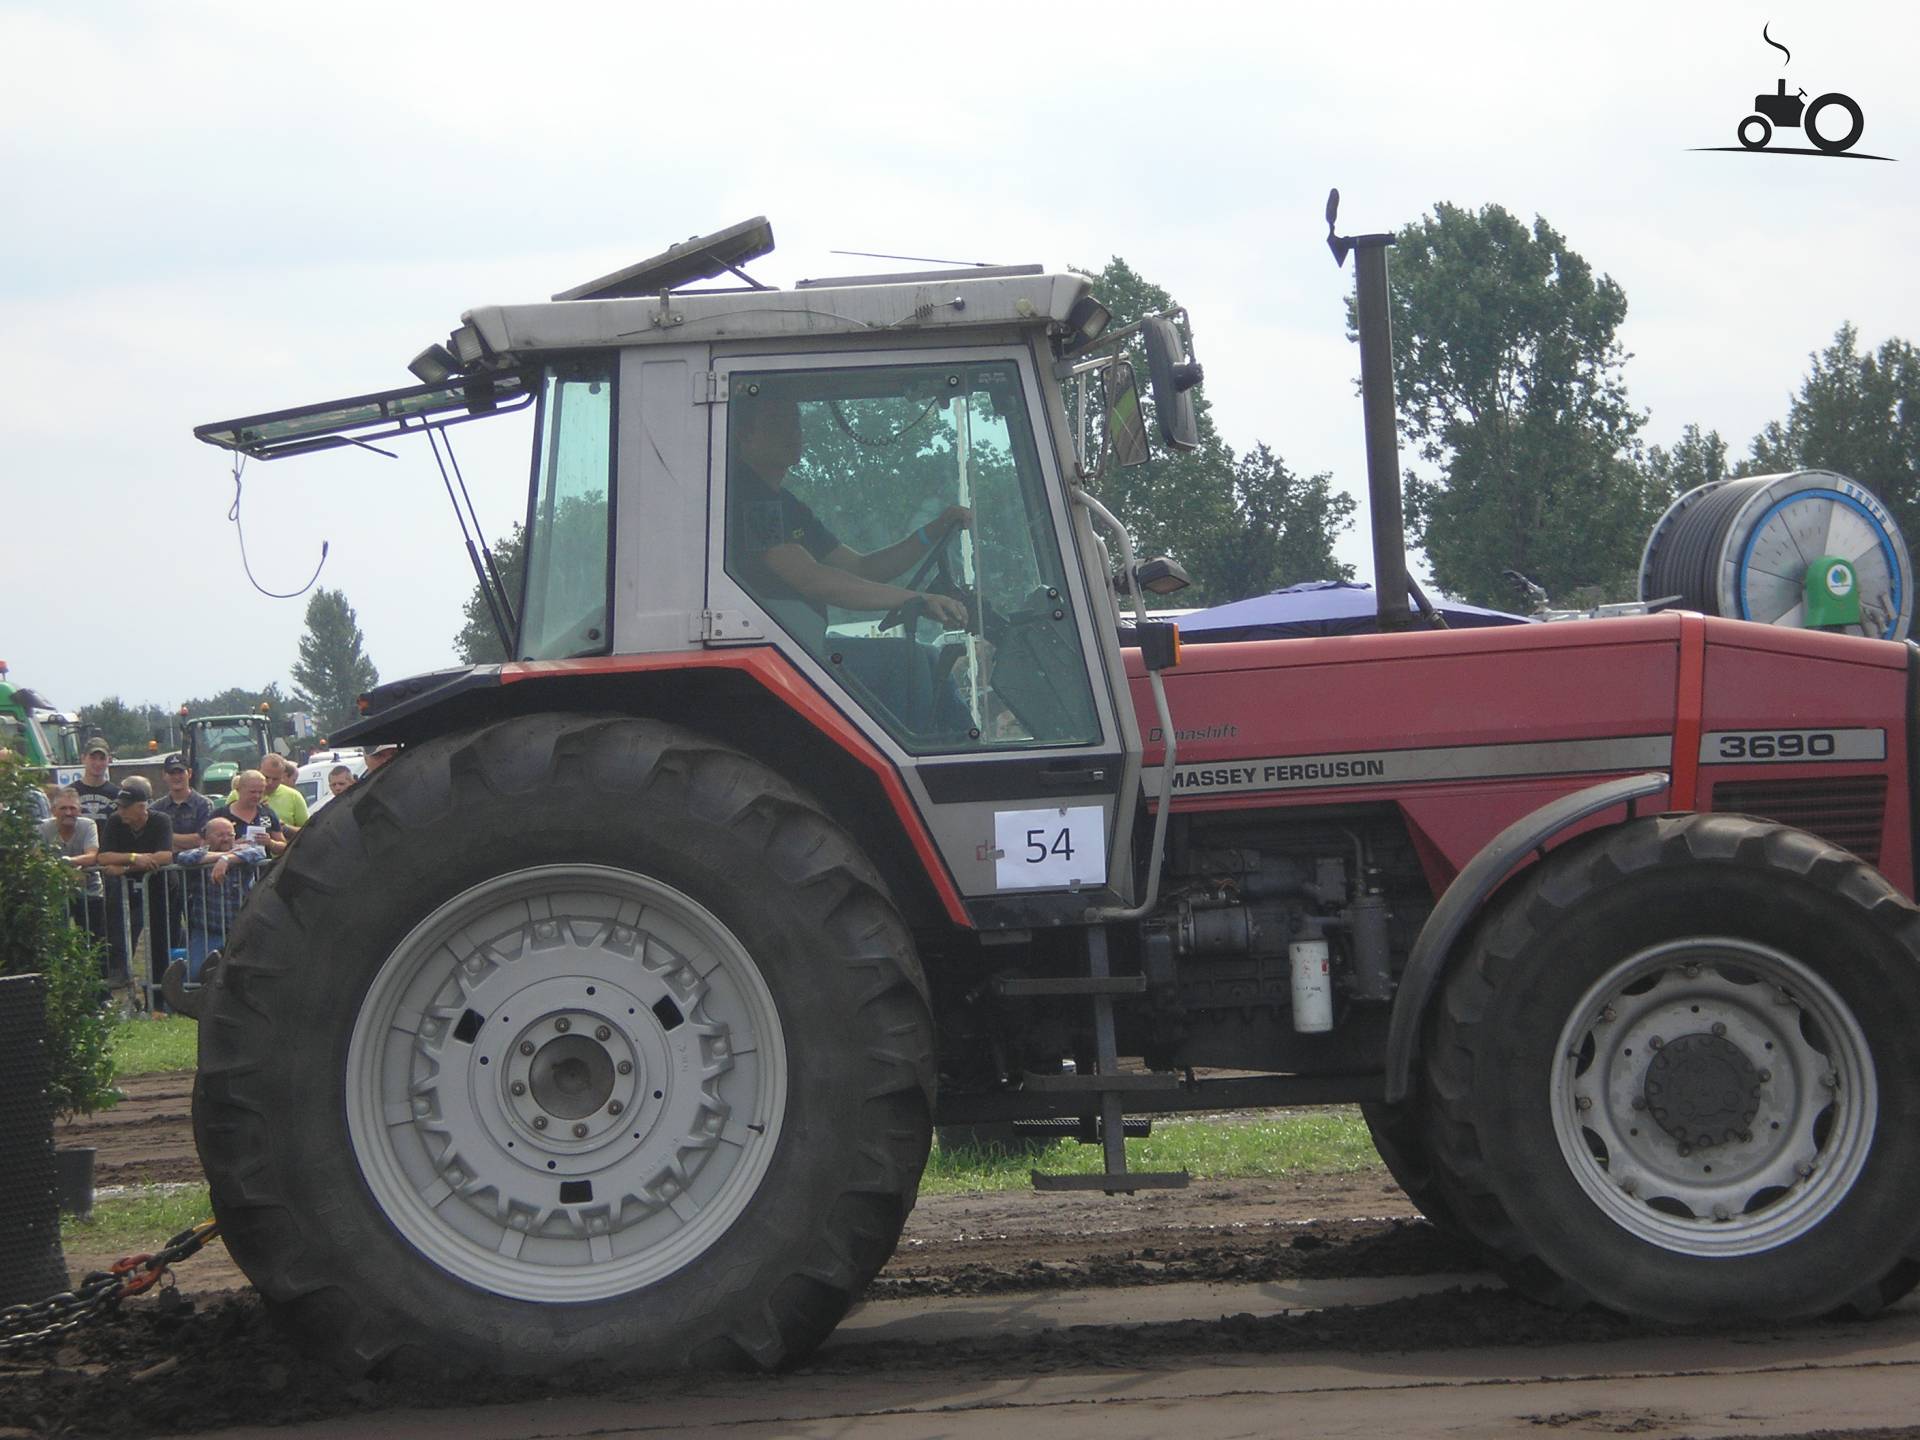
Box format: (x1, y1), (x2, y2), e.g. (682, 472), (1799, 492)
(1417, 814), (1920, 1323)
(193, 714), (935, 1375)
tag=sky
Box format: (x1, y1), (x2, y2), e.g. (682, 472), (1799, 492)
(3, 0), (1916, 712)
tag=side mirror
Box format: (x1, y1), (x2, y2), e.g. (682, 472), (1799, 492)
(272, 737), (290, 757)
(1103, 359), (1150, 469)
(1142, 318), (1203, 452)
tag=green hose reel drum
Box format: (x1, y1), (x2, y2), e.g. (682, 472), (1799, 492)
(1639, 470), (1913, 640)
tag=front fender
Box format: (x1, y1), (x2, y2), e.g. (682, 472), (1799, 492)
(1383, 771), (1672, 1103)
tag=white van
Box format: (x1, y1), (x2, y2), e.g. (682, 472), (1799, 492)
(297, 748), (367, 814)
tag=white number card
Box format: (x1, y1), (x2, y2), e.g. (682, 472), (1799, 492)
(993, 806), (1106, 891)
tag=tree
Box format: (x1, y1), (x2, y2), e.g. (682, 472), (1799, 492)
(1739, 325), (1920, 534)
(1188, 444), (1357, 598)
(291, 588), (379, 735)
(1643, 423), (1729, 495)
(76, 696), (168, 755)
(1371, 203), (1665, 606)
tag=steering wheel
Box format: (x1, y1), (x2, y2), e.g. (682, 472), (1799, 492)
(878, 522), (974, 633)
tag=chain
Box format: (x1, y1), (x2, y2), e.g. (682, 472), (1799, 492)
(0, 1219), (220, 1354)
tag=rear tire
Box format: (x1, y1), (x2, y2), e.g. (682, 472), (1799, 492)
(1416, 814), (1920, 1323)
(193, 713), (935, 1375)
(1360, 1102), (1463, 1234)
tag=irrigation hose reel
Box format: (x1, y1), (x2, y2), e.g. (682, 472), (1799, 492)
(1639, 470), (1914, 641)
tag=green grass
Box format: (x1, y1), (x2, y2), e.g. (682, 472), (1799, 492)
(108, 1014), (199, 1077)
(60, 1184), (212, 1259)
(923, 1109), (1382, 1196)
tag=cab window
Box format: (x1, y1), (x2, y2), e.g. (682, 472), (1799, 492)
(724, 363), (1100, 754)
(520, 359), (615, 660)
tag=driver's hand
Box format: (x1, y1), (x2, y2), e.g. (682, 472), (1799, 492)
(938, 505), (973, 534)
(920, 592), (971, 628)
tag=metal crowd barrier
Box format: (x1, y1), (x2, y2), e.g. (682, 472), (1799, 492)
(87, 857), (270, 1015)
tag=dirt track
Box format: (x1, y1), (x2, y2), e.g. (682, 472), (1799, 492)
(8, 1074), (1917, 1439)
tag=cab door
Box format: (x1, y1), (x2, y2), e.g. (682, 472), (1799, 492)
(701, 346), (1136, 923)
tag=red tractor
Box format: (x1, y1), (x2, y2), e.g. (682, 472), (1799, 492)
(192, 215), (1920, 1376)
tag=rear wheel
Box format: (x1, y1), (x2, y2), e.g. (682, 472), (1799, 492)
(193, 713), (934, 1375)
(1360, 1102), (1462, 1234)
(1417, 814), (1920, 1322)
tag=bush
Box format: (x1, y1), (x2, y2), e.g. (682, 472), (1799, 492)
(0, 755), (117, 1116)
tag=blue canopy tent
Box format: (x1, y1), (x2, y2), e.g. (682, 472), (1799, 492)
(1174, 580), (1530, 642)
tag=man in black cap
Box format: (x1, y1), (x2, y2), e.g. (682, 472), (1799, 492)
(152, 755), (214, 955)
(73, 739), (119, 828)
(97, 786), (180, 1011)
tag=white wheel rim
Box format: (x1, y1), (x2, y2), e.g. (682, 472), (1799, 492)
(345, 865), (787, 1302)
(1550, 937), (1876, 1257)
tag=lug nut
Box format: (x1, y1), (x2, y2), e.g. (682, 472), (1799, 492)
(1649, 1035), (1664, 1050)
(1758, 1069), (1771, 1083)
(1740, 1130), (1753, 1143)
(1631, 1096), (1648, 1111)
(1620, 1178), (1638, 1195)
(1575, 1096), (1592, 1112)
(555, 1018), (572, 1033)
(1713, 1205), (1730, 1221)
(1600, 1006), (1617, 1023)
(1711, 1021), (1727, 1037)
(617, 1060), (633, 1075)
(532, 1116), (548, 1130)
(1678, 1144), (1692, 1156)
(1683, 962), (1701, 978)
(510, 1081), (527, 1096)
(1822, 1072), (1840, 1089)
(572, 1122), (589, 1138)
(1797, 1161), (1815, 1178)
(520, 1041), (536, 1056)
(595, 1025), (611, 1042)
(607, 1100), (624, 1116)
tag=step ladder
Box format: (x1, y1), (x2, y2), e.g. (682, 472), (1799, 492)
(1021, 927), (1189, 1196)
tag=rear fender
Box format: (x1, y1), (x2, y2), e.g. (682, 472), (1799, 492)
(1383, 771), (1671, 1102)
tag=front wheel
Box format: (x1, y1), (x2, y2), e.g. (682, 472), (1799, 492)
(1417, 814), (1920, 1323)
(193, 714), (935, 1375)
(1738, 113), (1772, 149)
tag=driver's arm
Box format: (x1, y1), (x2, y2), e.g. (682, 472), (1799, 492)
(833, 506), (972, 583)
(764, 545), (968, 627)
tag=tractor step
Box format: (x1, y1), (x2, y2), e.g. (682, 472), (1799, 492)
(1031, 1170), (1191, 1193)
(994, 975), (1147, 998)
(1021, 1070), (1180, 1092)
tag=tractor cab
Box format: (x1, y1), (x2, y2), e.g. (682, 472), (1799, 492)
(197, 218), (1204, 923)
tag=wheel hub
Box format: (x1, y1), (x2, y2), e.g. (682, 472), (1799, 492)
(1643, 1032), (1761, 1148)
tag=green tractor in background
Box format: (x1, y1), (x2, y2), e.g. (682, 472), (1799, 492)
(179, 706), (278, 797)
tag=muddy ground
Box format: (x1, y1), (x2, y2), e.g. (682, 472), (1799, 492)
(6, 1075), (1917, 1439)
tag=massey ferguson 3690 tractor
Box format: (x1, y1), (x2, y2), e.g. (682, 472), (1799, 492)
(193, 216), (1920, 1377)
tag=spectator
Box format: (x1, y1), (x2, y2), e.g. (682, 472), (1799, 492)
(73, 740), (118, 827)
(328, 764), (356, 799)
(152, 754), (215, 953)
(213, 769), (288, 858)
(363, 744), (399, 775)
(97, 786), (178, 1006)
(175, 816), (267, 980)
(228, 754), (309, 834)
(39, 785), (105, 945)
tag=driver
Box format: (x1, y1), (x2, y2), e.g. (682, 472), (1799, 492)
(730, 395), (972, 644)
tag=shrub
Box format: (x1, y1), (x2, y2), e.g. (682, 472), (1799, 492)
(0, 754), (117, 1116)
